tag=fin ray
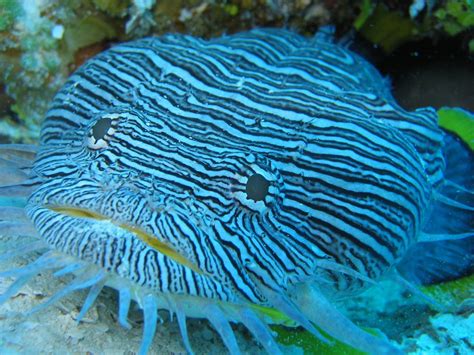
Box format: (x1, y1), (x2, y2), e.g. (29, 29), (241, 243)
(28, 269), (106, 315)
(237, 307), (282, 354)
(205, 303), (240, 355)
(139, 294), (159, 355)
(118, 287), (132, 329)
(76, 276), (106, 322)
(293, 283), (403, 354)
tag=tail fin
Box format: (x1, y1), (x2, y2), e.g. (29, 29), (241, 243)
(397, 235), (474, 286)
(397, 110), (474, 286)
(424, 131), (474, 238)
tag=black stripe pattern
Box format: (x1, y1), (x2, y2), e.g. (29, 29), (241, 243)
(27, 28), (442, 304)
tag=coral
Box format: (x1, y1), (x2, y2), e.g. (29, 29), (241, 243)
(1, 0), (67, 142)
(0, 1), (120, 142)
(435, 0), (474, 36)
(354, 0), (474, 53)
(0, 0), (22, 32)
(125, 0), (156, 36)
(401, 313), (474, 354)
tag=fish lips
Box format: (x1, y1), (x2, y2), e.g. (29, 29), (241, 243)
(25, 203), (212, 295)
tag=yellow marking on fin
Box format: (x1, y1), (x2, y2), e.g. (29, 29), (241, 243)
(49, 206), (204, 274)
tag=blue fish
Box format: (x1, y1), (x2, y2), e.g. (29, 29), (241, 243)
(0, 28), (472, 354)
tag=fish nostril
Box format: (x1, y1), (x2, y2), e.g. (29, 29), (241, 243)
(245, 173), (270, 202)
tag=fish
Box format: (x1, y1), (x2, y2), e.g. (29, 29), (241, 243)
(0, 27), (472, 354)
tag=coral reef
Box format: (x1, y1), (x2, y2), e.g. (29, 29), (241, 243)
(0, 0), (119, 142)
(355, 0), (474, 53)
(401, 312), (474, 354)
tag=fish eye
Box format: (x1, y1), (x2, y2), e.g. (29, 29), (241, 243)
(230, 156), (281, 212)
(87, 113), (119, 150)
(93, 116), (112, 140)
(246, 173), (270, 202)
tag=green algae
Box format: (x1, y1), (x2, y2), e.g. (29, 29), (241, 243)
(357, 4), (417, 53)
(250, 303), (298, 327)
(354, 0), (474, 53)
(62, 15), (117, 58)
(92, 0), (130, 17)
(438, 107), (474, 151)
(353, 0), (375, 31)
(435, 0), (474, 36)
(422, 274), (474, 308)
(272, 325), (367, 355)
(223, 4), (239, 17)
(252, 302), (383, 354)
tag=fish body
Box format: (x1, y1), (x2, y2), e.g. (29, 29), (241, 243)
(0, 28), (471, 354)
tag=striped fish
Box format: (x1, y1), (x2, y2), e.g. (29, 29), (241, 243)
(0, 28), (472, 354)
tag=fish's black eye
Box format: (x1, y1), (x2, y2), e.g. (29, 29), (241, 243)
(92, 116), (112, 140)
(246, 173), (270, 201)
(87, 113), (119, 150)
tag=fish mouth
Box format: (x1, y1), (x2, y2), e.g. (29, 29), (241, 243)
(47, 206), (204, 275)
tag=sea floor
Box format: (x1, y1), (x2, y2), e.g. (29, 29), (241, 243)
(0, 250), (473, 354)
(0, 254), (246, 354)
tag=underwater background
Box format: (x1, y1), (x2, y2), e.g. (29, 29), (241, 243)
(0, 1), (473, 354)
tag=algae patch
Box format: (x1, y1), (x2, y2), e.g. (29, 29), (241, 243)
(438, 107), (474, 150)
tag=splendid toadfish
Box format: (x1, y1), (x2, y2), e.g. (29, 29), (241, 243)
(0, 28), (473, 354)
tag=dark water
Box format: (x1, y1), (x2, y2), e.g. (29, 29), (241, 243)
(373, 35), (474, 111)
